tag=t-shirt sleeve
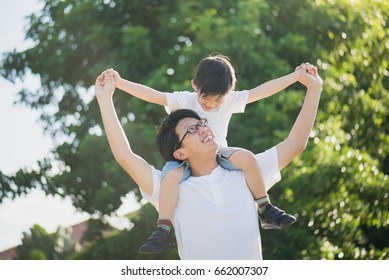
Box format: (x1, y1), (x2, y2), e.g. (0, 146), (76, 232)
(139, 166), (161, 211)
(255, 146), (281, 191)
(228, 90), (249, 113)
(164, 91), (192, 114)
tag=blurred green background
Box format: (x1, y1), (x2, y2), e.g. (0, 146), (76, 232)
(1, 0), (388, 260)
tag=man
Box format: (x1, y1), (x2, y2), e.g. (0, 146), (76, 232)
(95, 64), (322, 259)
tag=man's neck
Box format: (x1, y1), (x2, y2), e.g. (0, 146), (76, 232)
(187, 158), (219, 177)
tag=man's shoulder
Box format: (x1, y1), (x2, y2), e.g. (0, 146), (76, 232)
(139, 165), (162, 209)
(209, 165), (245, 181)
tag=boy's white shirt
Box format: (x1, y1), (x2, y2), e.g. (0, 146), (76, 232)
(140, 147), (281, 260)
(164, 90), (249, 147)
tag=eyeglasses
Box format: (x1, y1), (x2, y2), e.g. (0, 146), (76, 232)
(175, 118), (208, 150)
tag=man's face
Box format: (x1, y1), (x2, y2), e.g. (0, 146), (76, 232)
(175, 117), (219, 156)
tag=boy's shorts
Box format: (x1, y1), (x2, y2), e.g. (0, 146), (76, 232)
(161, 147), (241, 183)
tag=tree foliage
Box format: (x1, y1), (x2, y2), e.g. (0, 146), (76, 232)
(73, 204), (179, 260)
(1, 0), (388, 259)
(16, 224), (78, 260)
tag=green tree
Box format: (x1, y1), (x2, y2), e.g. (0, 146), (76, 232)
(1, 0), (388, 259)
(16, 224), (78, 260)
(73, 204), (178, 260)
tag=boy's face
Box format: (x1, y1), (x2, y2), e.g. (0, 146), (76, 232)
(197, 93), (227, 112)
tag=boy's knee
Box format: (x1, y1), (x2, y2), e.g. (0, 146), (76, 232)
(237, 149), (256, 161)
(172, 166), (185, 176)
(163, 166), (185, 182)
(230, 149), (257, 168)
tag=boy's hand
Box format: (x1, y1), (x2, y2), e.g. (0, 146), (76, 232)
(102, 68), (121, 86)
(295, 62), (317, 76)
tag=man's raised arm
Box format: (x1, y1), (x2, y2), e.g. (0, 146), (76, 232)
(95, 73), (154, 195)
(276, 66), (323, 170)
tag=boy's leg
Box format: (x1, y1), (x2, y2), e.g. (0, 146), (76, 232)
(159, 167), (183, 222)
(139, 166), (185, 254)
(226, 148), (296, 230)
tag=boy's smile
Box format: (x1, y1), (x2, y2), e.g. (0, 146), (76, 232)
(197, 94), (226, 112)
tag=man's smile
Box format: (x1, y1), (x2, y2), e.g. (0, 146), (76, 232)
(202, 133), (214, 143)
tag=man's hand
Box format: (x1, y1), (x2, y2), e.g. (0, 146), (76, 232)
(296, 63), (322, 90)
(95, 73), (115, 100)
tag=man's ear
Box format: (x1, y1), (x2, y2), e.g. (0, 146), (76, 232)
(173, 148), (187, 161)
(191, 79), (198, 92)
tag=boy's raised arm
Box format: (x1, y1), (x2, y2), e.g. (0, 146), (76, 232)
(103, 68), (168, 106)
(95, 73), (154, 195)
(247, 64), (307, 104)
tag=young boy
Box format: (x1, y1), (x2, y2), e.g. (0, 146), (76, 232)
(103, 54), (311, 254)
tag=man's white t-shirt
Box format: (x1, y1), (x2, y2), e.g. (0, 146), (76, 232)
(164, 90), (249, 147)
(141, 147), (281, 260)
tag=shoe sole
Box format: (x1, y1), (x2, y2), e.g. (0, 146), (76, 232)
(139, 243), (176, 254)
(261, 218), (296, 230)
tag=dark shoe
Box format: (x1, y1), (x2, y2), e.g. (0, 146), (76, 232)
(139, 227), (176, 254)
(259, 204), (296, 230)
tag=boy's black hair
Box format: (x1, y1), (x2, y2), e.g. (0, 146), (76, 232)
(155, 109), (201, 161)
(193, 54), (237, 97)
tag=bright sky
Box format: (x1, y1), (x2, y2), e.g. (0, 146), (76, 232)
(0, 1), (138, 252)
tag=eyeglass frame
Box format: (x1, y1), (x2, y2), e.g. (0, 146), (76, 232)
(175, 118), (208, 150)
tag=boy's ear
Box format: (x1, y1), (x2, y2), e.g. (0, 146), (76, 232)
(191, 79), (198, 92)
(173, 148), (187, 161)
